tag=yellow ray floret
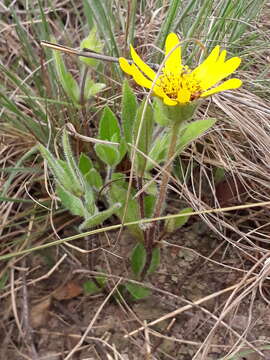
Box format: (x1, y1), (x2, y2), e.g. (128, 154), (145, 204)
(119, 33), (242, 106)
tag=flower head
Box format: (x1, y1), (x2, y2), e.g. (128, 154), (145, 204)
(119, 33), (242, 106)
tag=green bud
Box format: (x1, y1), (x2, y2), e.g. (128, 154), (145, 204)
(167, 100), (200, 123)
(80, 26), (104, 68)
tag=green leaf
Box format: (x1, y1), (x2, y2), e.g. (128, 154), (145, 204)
(143, 172), (157, 196)
(147, 247), (161, 275)
(84, 79), (106, 100)
(144, 194), (155, 218)
(153, 97), (170, 126)
(78, 153), (93, 175)
(118, 139), (128, 161)
(83, 280), (101, 294)
(121, 80), (138, 145)
(52, 44), (79, 104)
(85, 168), (103, 189)
(84, 186), (97, 215)
(99, 106), (120, 141)
(177, 118), (216, 153)
(146, 131), (170, 171)
(108, 178), (143, 240)
(80, 26), (104, 67)
(133, 100), (154, 176)
(95, 275), (107, 287)
(125, 282), (151, 300)
(165, 207), (193, 233)
(131, 242), (146, 277)
(214, 167), (225, 184)
(56, 184), (86, 217)
(83, 276), (107, 294)
(62, 130), (84, 196)
(79, 202), (121, 231)
(38, 145), (74, 192)
(94, 143), (120, 167)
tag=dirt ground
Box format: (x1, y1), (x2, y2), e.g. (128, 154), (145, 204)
(1, 1), (270, 359)
(1, 217), (270, 360)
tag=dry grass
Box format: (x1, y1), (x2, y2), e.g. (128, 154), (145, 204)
(1, 0), (270, 359)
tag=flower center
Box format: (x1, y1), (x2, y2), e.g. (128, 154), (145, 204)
(159, 66), (202, 101)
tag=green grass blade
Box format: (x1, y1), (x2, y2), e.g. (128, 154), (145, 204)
(84, 0), (119, 57)
(154, 0), (182, 62)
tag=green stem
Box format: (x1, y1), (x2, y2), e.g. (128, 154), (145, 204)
(137, 176), (145, 220)
(79, 65), (89, 106)
(79, 65), (89, 135)
(152, 120), (181, 223)
(141, 120), (181, 279)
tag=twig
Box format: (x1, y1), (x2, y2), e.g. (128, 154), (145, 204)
(63, 279), (122, 360)
(21, 261), (38, 360)
(40, 40), (160, 70)
(125, 275), (257, 337)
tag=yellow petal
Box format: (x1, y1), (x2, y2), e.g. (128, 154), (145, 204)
(217, 49), (227, 64)
(119, 57), (164, 95)
(163, 95), (178, 106)
(199, 57), (241, 90)
(130, 45), (156, 80)
(130, 64), (154, 89)
(119, 57), (133, 75)
(120, 58), (153, 88)
(177, 88), (191, 104)
(223, 57), (241, 74)
(153, 86), (166, 98)
(201, 78), (242, 97)
(192, 45), (220, 80)
(164, 33), (181, 75)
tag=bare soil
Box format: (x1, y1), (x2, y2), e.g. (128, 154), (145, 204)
(1, 219), (270, 360)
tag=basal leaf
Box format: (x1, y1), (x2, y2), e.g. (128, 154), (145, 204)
(131, 242), (146, 277)
(83, 280), (101, 294)
(84, 79), (106, 100)
(84, 186), (97, 215)
(79, 202), (121, 231)
(147, 247), (161, 275)
(38, 145), (74, 192)
(108, 179), (143, 240)
(78, 153), (93, 175)
(62, 130), (84, 196)
(165, 207), (193, 233)
(85, 168), (103, 189)
(94, 144), (120, 167)
(125, 282), (151, 300)
(56, 184), (86, 217)
(99, 106), (120, 141)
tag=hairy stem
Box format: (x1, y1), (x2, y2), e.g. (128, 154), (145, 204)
(79, 65), (89, 135)
(141, 120), (181, 279)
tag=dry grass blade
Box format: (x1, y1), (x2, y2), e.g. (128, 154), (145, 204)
(1, 0), (270, 359)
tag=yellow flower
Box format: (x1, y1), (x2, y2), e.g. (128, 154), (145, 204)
(119, 33), (242, 106)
